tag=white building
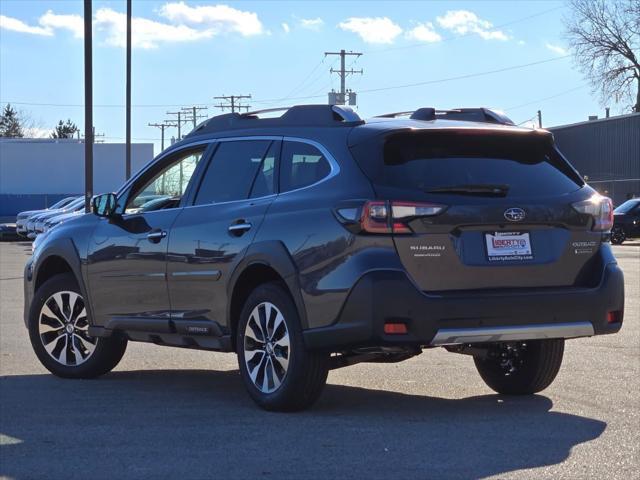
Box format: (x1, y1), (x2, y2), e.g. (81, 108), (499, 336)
(0, 138), (154, 216)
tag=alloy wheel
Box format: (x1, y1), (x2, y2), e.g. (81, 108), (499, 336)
(493, 342), (528, 375)
(38, 291), (97, 366)
(243, 302), (291, 393)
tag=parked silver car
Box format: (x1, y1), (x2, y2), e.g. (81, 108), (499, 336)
(25, 197), (85, 239)
(16, 196), (78, 236)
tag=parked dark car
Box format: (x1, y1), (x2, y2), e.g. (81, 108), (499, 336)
(611, 198), (640, 244)
(24, 105), (625, 411)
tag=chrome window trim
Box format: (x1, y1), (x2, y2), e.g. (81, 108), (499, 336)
(116, 139), (213, 197)
(212, 136), (341, 197)
(117, 135), (341, 212)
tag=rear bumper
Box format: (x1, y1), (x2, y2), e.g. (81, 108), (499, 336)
(303, 261), (624, 350)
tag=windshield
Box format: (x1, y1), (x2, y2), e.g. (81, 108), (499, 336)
(50, 197), (76, 209)
(350, 131), (584, 198)
(65, 197), (86, 210)
(614, 199), (640, 214)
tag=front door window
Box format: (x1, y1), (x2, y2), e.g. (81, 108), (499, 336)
(126, 149), (204, 214)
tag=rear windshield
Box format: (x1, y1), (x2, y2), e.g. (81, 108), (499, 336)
(350, 131), (583, 197)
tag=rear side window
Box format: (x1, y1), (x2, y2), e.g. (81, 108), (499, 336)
(194, 140), (272, 205)
(280, 141), (331, 192)
(351, 132), (583, 197)
(249, 141), (279, 199)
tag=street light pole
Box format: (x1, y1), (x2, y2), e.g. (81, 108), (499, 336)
(83, 0), (93, 213)
(125, 0), (132, 180)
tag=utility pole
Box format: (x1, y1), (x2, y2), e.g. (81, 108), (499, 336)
(181, 106), (208, 129)
(214, 95), (252, 113)
(83, 0), (93, 213)
(125, 0), (132, 180)
(537, 110), (542, 128)
(166, 111), (189, 139)
(325, 49), (362, 105)
(92, 126), (105, 143)
(148, 122), (174, 150)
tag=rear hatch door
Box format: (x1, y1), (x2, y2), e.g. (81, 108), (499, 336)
(350, 128), (602, 292)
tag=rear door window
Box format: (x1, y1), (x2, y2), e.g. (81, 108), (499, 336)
(194, 140), (272, 205)
(280, 141), (331, 192)
(249, 141), (279, 199)
(350, 131), (583, 197)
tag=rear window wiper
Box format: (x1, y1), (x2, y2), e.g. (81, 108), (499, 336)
(425, 184), (509, 196)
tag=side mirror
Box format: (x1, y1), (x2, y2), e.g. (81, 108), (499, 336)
(92, 193), (118, 218)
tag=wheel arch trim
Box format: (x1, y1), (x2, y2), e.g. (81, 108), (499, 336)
(227, 240), (307, 331)
(31, 238), (95, 327)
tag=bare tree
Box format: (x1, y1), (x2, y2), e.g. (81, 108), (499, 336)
(565, 0), (640, 112)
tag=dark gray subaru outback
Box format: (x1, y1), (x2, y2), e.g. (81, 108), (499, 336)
(24, 105), (625, 411)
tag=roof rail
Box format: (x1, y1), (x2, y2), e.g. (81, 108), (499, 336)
(374, 107), (515, 126)
(187, 104), (363, 137)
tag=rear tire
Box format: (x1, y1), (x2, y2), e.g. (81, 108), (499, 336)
(236, 282), (329, 411)
(610, 226), (626, 245)
(28, 273), (127, 379)
(474, 339), (564, 395)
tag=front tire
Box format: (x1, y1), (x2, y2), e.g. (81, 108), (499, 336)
(236, 282), (329, 411)
(28, 273), (127, 379)
(473, 339), (564, 395)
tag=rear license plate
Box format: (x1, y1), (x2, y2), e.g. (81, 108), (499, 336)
(485, 231), (533, 261)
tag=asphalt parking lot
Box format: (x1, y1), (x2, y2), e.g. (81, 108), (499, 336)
(0, 241), (638, 480)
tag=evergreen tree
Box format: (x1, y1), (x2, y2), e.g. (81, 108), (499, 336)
(51, 119), (79, 139)
(0, 104), (24, 138)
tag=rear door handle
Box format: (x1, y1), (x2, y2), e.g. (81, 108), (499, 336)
(147, 230), (167, 242)
(228, 222), (252, 236)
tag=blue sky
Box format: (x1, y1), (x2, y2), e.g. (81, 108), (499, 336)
(0, 0), (614, 154)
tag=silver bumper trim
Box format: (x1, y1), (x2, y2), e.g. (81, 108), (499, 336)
(430, 322), (595, 346)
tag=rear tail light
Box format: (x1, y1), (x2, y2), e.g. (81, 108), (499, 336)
(607, 310), (622, 324)
(360, 200), (446, 234)
(572, 194), (613, 232)
(384, 322), (408, 334)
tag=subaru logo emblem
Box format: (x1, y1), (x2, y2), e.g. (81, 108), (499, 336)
(504, 207), (526, 222)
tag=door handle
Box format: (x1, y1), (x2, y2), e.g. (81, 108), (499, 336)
(228, 222), (252, 236)
(147, 230), (167, 242)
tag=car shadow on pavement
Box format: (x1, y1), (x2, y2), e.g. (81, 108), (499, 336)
(0, 369), (606, 479)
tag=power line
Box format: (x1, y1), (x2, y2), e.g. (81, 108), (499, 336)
(357, 55), (570, 95)
(281, 57), (326, 100)
(1, 55), (572, 109)
(504, 85), (588, 111)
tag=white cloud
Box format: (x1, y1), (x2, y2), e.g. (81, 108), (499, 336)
(281, 22), (290, 33)
(24, 127), (51, 139)
(0, 14), (52, 36)
(95, 7), (212, 49)
(159, 2), (263, 36)
(39, 11), (84, 38)
(545, 43), (567, 55)
(1, 4), (264, 49)
(338, 17), (402, 44)
(299, 17), (324, 31)
(406, 22), (441, 43)
(436, 10), (508, 41)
